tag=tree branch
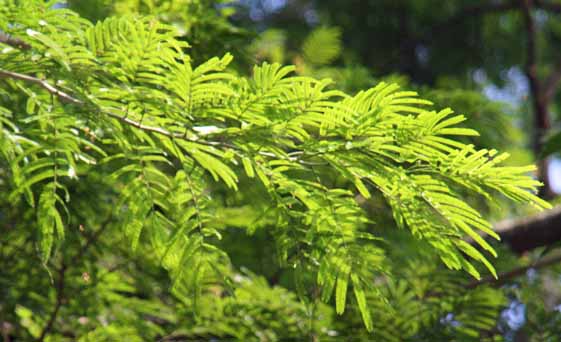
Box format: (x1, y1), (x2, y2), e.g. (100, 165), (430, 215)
(521, 0), (553, 198)
(0, 69), (82, 105)
(35, 215), (113, 341)
(537, 1), (561, 102)
(0, 32), (31, 50)
(74, 214), (114, 261)
(494, 205), (561, 254)
(467, 252), (561, 289)
(0, 69), (205, 140)
(0, 68), (283, 160)
(457, 206), (561, 289)
(36, 264), (66, 342)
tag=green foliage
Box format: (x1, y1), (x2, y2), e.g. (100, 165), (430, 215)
(424, 88), (524, 151)
(249, 25), (344, 76)
(302, 26), (342, 66)
(67, 0), (249, 64)
(0, 0), (552, 340)
(250, 28), (286, 64)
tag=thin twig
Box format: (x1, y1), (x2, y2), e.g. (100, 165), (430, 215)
(102, 109), (280, 159)
(0, 69), (82, 105)
(36, 264), (66, 342)
(74, 214), (114, 261)
(0, 68), (284, 160)
(35, 215), (113, 341)
(0, 68), (215, 142)
(0, 32), (31, 50)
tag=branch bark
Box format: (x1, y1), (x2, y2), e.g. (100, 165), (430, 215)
(0, 69), (82, 105)
(0, 32), (31, 50)
(521, 0), (553, 198)
(535, 0), (561, 108)
(463, 206), (561, 288)
(495, 205), (561, 254)
(467, 252), (561, 289)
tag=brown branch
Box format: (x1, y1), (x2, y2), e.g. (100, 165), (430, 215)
(0, 69), (200, 139)
(0, 69), (82, 105)
(458, 206), (561, 289)
(467, 252), (561, 289)
(101, 110), (281, 157)
(35, 215), (113, 341)
(74, 214), (114, 261)
(495, 205), (561, 254)
(36, 263), (66, 342)
(0, 32), (31, 50)
(0, 68), (283, 160)
(103, 110), (187, 140)
(540, 2), (561, 105)
(536, 1), (561, 101)
(521, 0), (553, 198)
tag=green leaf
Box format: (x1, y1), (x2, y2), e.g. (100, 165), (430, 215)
(37, 183), (64, 263)
(351, 274), (373, 332)
(335, 269), (349, 314)
(242, 157), (255, 178)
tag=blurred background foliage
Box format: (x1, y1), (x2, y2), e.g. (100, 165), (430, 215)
(2, 0), (561, 341)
